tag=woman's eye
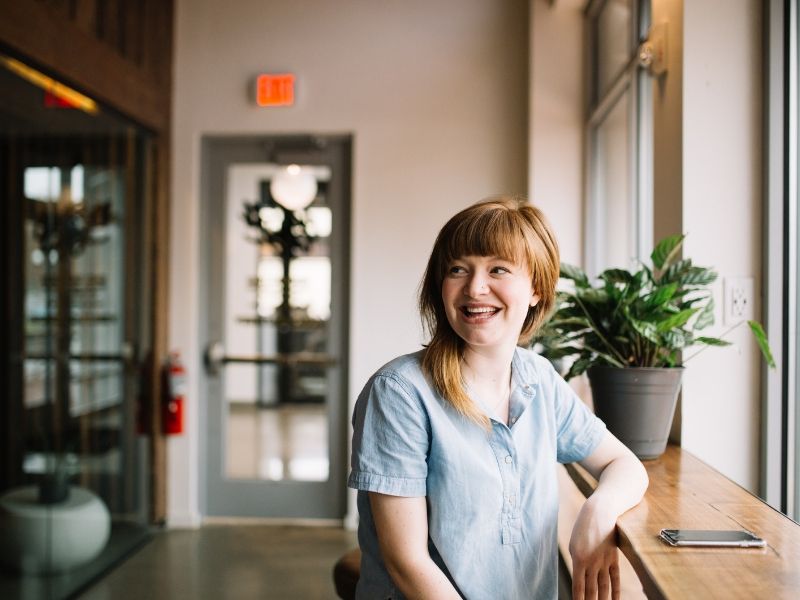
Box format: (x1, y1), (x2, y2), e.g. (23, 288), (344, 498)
(448, 265), (466, 275)
(491, 266), (511, 274)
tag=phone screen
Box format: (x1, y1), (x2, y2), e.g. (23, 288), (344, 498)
(660, 529), (766, 547)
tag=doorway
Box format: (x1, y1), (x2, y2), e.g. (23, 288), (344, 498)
(200, 136), (350, 519)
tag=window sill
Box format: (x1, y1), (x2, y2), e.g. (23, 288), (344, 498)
(563, 445), (800, 598)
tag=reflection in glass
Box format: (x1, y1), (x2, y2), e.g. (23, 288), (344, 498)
(223, 164), (332, 482)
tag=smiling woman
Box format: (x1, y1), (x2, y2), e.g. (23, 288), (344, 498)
(347, 196), (650, 600)
(419, 198), (559, 427)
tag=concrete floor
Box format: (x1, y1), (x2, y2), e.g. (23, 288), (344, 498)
(77, 525), (357, 600)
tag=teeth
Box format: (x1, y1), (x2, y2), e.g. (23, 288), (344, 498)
(465, 307), (497, 314)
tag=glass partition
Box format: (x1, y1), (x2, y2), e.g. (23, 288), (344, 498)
(0, 53), (151, 599)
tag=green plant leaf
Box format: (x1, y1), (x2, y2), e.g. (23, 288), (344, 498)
(662, 329), (692, 349)
(600, 268), (635, 285)
(695, 336), (732, 347)
(682, 266), (718, 286)
(565, 357), (594, 380)
(651, 234), (685, 270)
(693, 298), (715, 330)
(576, 288), (609, 305)
(560, 263), (590, 287)
(629, 319), (659, 343)
(656, 308), (697, 332)
(748, 320), (777, 368)
(539, 345), (583, 360)
(581, 343), (626, 368)
(643, 282), (678, 309)
(659, 258), (691, 284)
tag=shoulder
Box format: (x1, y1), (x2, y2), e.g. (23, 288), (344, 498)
(367, 350), (428, 393)
(374, 350), (426, 378)
(352, 351), (433, 430)
(356, 351), (431, 408)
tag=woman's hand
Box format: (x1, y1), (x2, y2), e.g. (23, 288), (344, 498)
(568, 495), (621, 600)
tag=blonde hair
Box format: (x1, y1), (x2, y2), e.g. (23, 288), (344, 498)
(419, 196), (560, 427)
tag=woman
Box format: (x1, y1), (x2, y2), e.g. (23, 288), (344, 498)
(348, 197), (648, 599)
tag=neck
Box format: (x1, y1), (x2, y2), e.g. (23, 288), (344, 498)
(461, 345), (516, 389)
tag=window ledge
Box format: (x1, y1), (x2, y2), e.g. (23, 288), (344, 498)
(564, 445), (800, 599)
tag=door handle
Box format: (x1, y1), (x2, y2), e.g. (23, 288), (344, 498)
(204, 341), (336, 376)
(205, 341), (226, 375)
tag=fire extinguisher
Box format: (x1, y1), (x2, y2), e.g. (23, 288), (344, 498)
(163, 351), (186, 435)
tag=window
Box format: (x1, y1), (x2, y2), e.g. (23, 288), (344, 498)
(586, 0), (652, 275)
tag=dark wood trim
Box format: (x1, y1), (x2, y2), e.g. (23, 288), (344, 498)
(148, 134), (170, 523)
(0, 140), (25, 490)
(0, 1), (170, 132)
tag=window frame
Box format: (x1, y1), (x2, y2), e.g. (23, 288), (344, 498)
(585, 0), (653, 277)
(764, 0), (797, 519)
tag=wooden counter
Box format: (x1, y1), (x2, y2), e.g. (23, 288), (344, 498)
(564, 445), (800, 599)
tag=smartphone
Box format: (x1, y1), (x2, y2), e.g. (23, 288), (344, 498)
(659, 529), (766, 548)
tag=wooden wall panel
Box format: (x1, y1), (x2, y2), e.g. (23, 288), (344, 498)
(72, 0), (98, 37)
(0, 0), (171, 131)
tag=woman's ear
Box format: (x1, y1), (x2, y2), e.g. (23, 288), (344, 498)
(530, 293), (541, 308)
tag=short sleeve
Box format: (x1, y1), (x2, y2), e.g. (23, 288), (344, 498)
(551, 370), (606, 464)
(347, 372), (430, 497)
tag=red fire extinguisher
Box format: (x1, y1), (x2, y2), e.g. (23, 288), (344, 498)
(163, 351), (186, 435)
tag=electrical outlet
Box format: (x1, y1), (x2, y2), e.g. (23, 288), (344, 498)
(723, 277), (754, 325)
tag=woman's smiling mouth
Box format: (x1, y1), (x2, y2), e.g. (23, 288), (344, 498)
(460, 305), (500, 320)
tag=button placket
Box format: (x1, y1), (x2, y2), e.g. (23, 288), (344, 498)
(489, 428), (521, 545)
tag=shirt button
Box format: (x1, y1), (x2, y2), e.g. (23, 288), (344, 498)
(504, 455), (512, 464)
(510, 416), (517, 424)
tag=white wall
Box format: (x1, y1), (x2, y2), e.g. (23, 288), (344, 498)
(169, 0), (529, 526)
(529, 0), (585, 266)
(681, 0), (763, 493)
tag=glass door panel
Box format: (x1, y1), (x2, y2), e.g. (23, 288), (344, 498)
(203, 136), (350, 520)
(223, 164), (332, 482)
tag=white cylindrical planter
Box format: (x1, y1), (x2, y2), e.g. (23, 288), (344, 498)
(0, 486), (110, 574)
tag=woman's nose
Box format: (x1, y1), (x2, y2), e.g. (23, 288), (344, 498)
(465, 273), (488, 297)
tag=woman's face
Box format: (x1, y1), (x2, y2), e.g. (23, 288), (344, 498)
(441, 255), (540, 355)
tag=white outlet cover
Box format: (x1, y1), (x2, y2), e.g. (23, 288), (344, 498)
(723, 277), (755, 325)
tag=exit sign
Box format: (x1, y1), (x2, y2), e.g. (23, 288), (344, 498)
(256, 73), (295, 107)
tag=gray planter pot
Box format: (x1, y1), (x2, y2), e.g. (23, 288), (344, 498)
(587, 366), (683, 460)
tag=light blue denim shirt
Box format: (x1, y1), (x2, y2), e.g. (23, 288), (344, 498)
(347, 346), (606, 600)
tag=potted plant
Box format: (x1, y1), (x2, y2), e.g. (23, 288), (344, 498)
(537, 234), (775, 459)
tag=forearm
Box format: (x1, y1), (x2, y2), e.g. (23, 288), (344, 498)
(385, 556), (462, 600)
(369, 492), (461, 599)
(569, 433), (647, 598)
(588, 452), (648, 518)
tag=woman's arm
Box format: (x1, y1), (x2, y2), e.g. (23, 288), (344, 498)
(369, 492), (462, 599)
(569, 431), (649, 600)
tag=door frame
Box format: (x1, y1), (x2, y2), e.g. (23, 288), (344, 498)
(199, 134), (351, 520)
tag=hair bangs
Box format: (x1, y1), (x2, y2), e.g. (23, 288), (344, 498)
(441, 207), (532, 272)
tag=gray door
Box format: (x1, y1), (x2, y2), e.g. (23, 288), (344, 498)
(201, 136), (350, 519)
